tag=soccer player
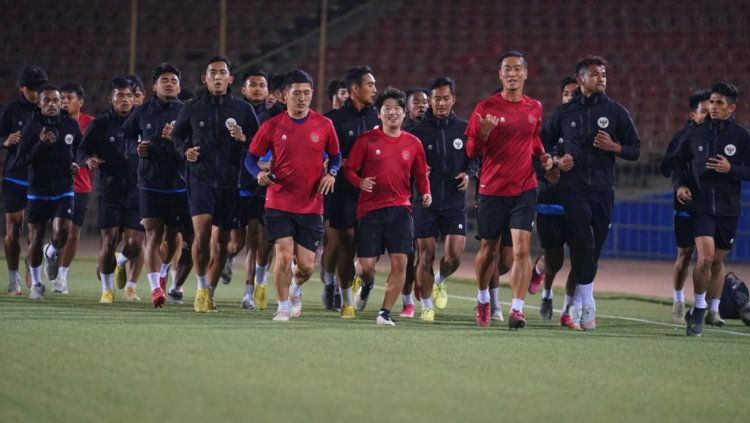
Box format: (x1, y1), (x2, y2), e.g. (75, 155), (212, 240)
(466, 51), (552, 329)
(343, 87), (431, 326)
(545, 56), (640, 331)
(659, 90), (710, 324)
(122, 63), (186, 307)
(404, 88), (429, 130)
(262, 73), (287, 115)
(126, 74), (146, 106)
(16, 84), (82, 299)
(247, 69), (340, 321)
(172, 56), (259, 313)
(324, 65), (379, 317)
(326, 79), (348, 111)
(672, 82), (750, 336)
(78, 77), (144, 303)
(1, 65), (47, 295)
(410, 76), (473, 322)
(240, 69), (269, 116)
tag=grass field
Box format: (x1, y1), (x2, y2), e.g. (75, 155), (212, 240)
(2, 258), (749, 423)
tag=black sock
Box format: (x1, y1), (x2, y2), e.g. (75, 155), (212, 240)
(378, 308), (390, 318)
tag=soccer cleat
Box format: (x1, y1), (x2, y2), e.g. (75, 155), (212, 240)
(43, 244), (59, 281)
(705, 310), (725, 327)
(290, 291), (302, 318)
(124, 286), (141, 301)
(7, 279), (22, 296)
(166, 288), (182, 304)
(685, 307), (706, 337)
(433, 282), (448, 310)
(273, 309), (290, 322)
(475, 302), (491, 328)
(529, 257), (544, 295)
(321, 283), (335, 310)
(491, 309), (504, 321)
(355, 281), (374, 311)
(194, 288), (210, 313)
(581, 305), (596, 331)
(99, 289), (114, 304)
(254, 284), (267, 310)
(672, 301), (687, 325)
(29, 284), (45, 300)
(376, 313), (396, 326)
(114, 264), (127, 290)
(207, 295), (218, 313)
(221, 257), (234, 284)
(399, 304), (415, 318)
(351, 275), (362, 298)
(508, 309), (527, 330)
(52, 277), (68, 294)
(151, 287), (166, 308)
(560, 312), (582, 331)
(540, 298), (553, 320)
(340, 304), (356, 319)
(241, 295), (256, 310)
(332, 287), (342, 311)
(159, 276), (167, 292)
(420, 308), (435, 323)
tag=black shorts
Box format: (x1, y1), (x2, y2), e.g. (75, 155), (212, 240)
(264, 208), (324, 252)
(233, 191), (265, 229)
(139, 189), (190, 228)
(2, 179), (27, 213)
(414, 205), (467, 239)
(72, 192), (90, 227)
(98, 192), (143, 231)
(477, 189), (536, 240)
(536, 206), (570, 250)
(474, 203), (512, 246)
(674, 211), (694, 249)
(327, 190), (358, 230)
(357, 206), (414, 257)
(26, 195), (74, 224)
(691, 213), (738, 251)
(187, 183), (236, 230)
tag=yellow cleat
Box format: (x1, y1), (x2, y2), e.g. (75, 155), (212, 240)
(123, 286), (141, 301)
(254, 284), (267, 310)
(194, 288), (210, 313)
(99, 290), (114, 304)
(433, 283), (448, 310)
(115, 264), (127, 290)
(351, 275), (362, 298)
(420, 308), (435, 322)
(340, 304), (356, 319)
(207, 295), (218, 313)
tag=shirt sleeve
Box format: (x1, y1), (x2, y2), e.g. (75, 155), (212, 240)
(531, 109), (545, 158)
(249, 120), (271, 157)
(411, 141), (430, 196)
(77, 118), (99, 164)
(465, 104), (484, 159)
(728, 131), (750, 181)
(616, 107), (640, 161)
(343, 135), (366, 188)
(171, 106), (192, 157)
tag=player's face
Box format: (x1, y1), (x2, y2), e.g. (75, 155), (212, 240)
(430, 85), (455, 119)
(287, 82), (313, 117)
(39, 90), (61, 117)
(378, 98), (405, 129)
(407, 92), (429, 120)
(242, 76), (268, 104)
(561, 82), (578, 104)
(578, 65), (606, 95)
(133, 89), (145, 106)
(20, 86), (39, 103)
(690, 100), (710, 125)
(352, 73), (377, 105)
(709, 93), (736, 121)
(498, 56), (527, 93)
(153, 72), (180, 101)
(61, 91), (83, 115)
(333, 87), (349, 109)
(111, 87), (135, 117)
(203, 61), (234, 96)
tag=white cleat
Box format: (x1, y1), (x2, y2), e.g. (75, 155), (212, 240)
(29, 284), (45, 300)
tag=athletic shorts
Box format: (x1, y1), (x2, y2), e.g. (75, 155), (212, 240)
(264, 208), (324, 252)
(187, 183), (236, 230)
(98, 190), (142, 231)
(692, 213), (738, 251)
(232, 192), (266, 230)
(474, 201), (512, 246)
(536, 205), (569, 250)
(2, 179), (27, 213)
(413, 205), (467, 239)
(476, 189), (536, 240)
(327, 190), (358, 230)
(674, 211), (694, 249)
(357, 206), (414, 257)
(26, 196), (74, 224)
(72, 192), (90, 227)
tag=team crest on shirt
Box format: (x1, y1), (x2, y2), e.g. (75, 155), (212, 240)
(453, 138), (463, 149)
(725, 144), (737, 156)
(109, 136), (115, 143)
(281, 134), (288, 141)
(597, 117), (609, 128)
(310, 133), (319, 143)
(402, 150), (410, 161)
(528, 115), (537, 124)
(225, 118), (237, 129)
(64, 134), (74, 145)
(571, 122), (576, 127)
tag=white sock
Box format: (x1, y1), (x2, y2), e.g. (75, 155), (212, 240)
(278, 299), (290, 311)
(542, 288), (553, 300)
(57, 266), (69, 281)
(291, 262), (298, 282)
(674, 289), (685, 303)
(693, 292), (707, 309)
(170, 270), (177, 283)
(159, 263), (170, 278)
(31, 265), (43, 286)
(125, 281), (137, 290)
(342, 287), (353, 305)
(490, 287), (501, 308)
(244, 283), (255, 298)
(255, 264), (268, 285)
(573, 286), (583, 308)
(511, 298), (524, 312)
(709, 299), (720, 313)
(9, 270), (19, 283)
(322, 271), (335, 286)
(578, 283), (595, 307)
(562, 294), (572, 313)
(147, 272), (161, 291)
(434, 271), (446, 285)
(100, 273), (112, 291)
(421, 298), (434, 310)
(196, 274), (209, 290)
(402, 293), (413, 306)
(290, 282), (302, 296)
(45, 244), (57, 258)
(535, 262), (543, 275)
(477, 288), (490, 304)
(116, 253), (128, 266)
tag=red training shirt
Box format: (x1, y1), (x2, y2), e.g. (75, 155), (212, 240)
(466, 93), (544, 197)
(343, 128), (430, 219)
(74, 112), (95, 193)
(249, 110), (339, 214)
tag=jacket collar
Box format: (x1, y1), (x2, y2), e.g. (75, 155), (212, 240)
(708, 114), (736, 132)
(423, 108), (456, 128)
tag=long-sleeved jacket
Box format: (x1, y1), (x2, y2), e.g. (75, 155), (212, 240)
(16, 111), (81, 197)
(660, 121), (696, 212)
(537, 106), (567, 206)
(172, 92), (259, 190)
(77, 108), (136, 195)
(546, 90), (640, 193)
(671, 116), (750, 217)
(1, 93), (38, 183)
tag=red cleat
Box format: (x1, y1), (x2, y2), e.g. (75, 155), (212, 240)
(151, 287), (166, 308)
(475, 302), (491, 328)
(399, 303), (415, 318)
(159, 276), (167, 291)
(508, 309), (527, 330)
(528, 257), (544, 295)
(559, 313), (582, 331)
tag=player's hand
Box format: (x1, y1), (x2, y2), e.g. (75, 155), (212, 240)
(137, 140), (150, 157)
(593, 130), (620, 153)
(360, 176), (376, 192)
(3, 130), (21, 147)
(228, 123), (246, 142)
(676, 186), (692, 205)
(455, 172), (469, 192)
(476, 113), (500, 141)
(39, 127), (56, 145)
(540, 153), (553, 171)
(258, 160), (271, 171)
(557, 154), (575, 171)
(545, 166), (561, 184)
(706, 154), (731, 173)
(69, 162), (80, 175)
(257, 170), (275, 186)
(86, 156), (105, 170)
(422, 193), (432, 208)
(161, 122), (174, 141)
(318, 173), (335, 195)
(185, 146), (200, 162)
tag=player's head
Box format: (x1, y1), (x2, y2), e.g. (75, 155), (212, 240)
(152, 63), (181, 101)
(560, 76), (578, 104)
(284, 69), (314, 118)
(202, 55), (234, 96)
(428, 77), (456, 119)
(375, 87), (406, 129)
(266, 73), (287, 107)
(241, 69), (269, 105)
(109, 77), (135, 117)
(709, 82), (739, 121)
(59, 81), (85, 116)
(18, 65), (48, 104)
(345, 65), (377, 106)
(688, 90), (711, 125)
(327, 79), (348, 110)
(498, 51), (528, 94)
(575, 55), (607, 95)
(124, 74), (145, 105)
(37, 83), (61, 117)
(405, 87), (429, 121)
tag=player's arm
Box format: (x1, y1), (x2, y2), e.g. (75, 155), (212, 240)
(247, 122), (274, 185)
(171, 106), (192, 158)
(613, 109), (640, 161)
(412, 144), (432, 206)
(343, 138), (365, 189)
(465, 106), (487, 159)
(726, 133), (750, 181)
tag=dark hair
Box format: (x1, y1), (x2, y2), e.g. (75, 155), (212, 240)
(18, 65), (48, 90)
(688, 89), (711, 110)
(206, 55), (231, 71)
(499, 51), (527, 68)
(59, 81), (85, 99)
(109, 76), (133, 93)
(326, 79), (345, 100)
(710, 82), (740, 104)
(178, 87), (196, 102)
(344, 65), (374, 90)
(428, 77), (456, 95)
(560, 76), (578, 92)
(241, 69), (268, 84)
(575, 55), (608, 76)
(124, 74), (145, 93)
(375, 87), (406, 109)
(284, 69), (314, 89)
(152, 62), (181, 83)
(36, 83), (59, 95)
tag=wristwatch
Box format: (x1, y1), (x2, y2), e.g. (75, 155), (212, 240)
(328, 168), (338, 177)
